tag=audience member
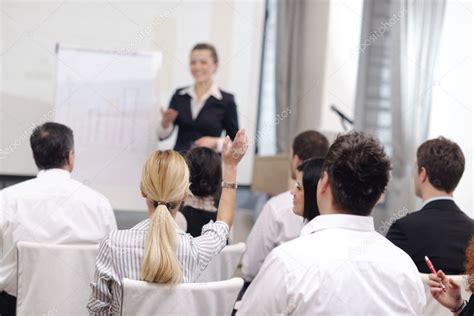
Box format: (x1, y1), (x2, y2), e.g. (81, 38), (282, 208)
(182, 147), (221, 237)
(387, 137), (473, 274)
(0, 122), (117, 316)
(238, 132), (425, 315)
(241, 130), (329, 283)
(429, 238), (474, 316)
(292, 157), (324, 223)
(87, 129), (248, 314)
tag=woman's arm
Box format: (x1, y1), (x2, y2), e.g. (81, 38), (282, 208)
(87, 237), (114, 316)
(158, 91), (180, 140)
(216, 129), (248, 228)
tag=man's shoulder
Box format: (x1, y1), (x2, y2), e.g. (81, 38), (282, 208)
(265, 191), (292, 211)
(68, 178), (110, 205)
(1, 177), (37, 194)
(272, 234), (315, 263)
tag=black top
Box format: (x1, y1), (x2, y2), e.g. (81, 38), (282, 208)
(386, 199), (474, 275)
(461, 295), (474, 316)
(181, 205), (217, 238)
(161, 87), (239, 152)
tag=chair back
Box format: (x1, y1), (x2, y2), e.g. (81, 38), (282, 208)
(16, 241), (99, 316)
(420, 273), (472, 316)
(198, 242), (246, 282)
(121, 277), (244, 316)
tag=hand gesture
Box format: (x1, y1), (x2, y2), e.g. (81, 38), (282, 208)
(428, 270), (463, 311)
(221, 129), (248, 167)
(161, 108), (178, 128)
(194, 136), (218, 150)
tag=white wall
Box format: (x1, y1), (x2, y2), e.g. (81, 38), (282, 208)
(0, 0), (264, 210)
(320, 0), (363, 133)
(428, 0), (473, 214)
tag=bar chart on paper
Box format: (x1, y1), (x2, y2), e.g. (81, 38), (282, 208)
(55, 45), (162, 210)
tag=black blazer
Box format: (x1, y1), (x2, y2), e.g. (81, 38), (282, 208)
(161, 87), (239, 152)
(386, 199), (474, 275)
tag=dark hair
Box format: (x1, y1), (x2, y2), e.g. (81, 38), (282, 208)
(191, 43), (218, 64)
(297, 157), (324, 222)
(185, 147), (222, 197)
(417, 137), (464, 193)
(323, 132), (391, 216)
(292, 130), (329, 161)
(30, 122), (74, 170)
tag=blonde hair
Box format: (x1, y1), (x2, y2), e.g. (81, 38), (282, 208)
(140, 150), (190, 284)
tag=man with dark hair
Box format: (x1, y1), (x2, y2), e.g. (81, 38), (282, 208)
(239, 132), (425, 315)
(387, 137), (473, 274)
(0, 122), (117, 315)
(241, 130), (329, 284)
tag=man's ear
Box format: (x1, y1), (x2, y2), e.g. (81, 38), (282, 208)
(319, 171), (330, 194)
(419, 167), (428, 183)
(67, 150), (75, 170)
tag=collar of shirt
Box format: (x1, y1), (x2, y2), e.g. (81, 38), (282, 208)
(36, 168), (71, 179)
(179, 82), (223, 101)
(184, 195), (217, 212)
(420, 196), (454, 209)
(300, 214), (375, 237)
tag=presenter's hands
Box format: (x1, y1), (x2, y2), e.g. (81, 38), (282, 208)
(161, 108), (178, 128)
(194, 136), (219, 150)
(221, 129), (248, 167)
(428, 270), (463, 311)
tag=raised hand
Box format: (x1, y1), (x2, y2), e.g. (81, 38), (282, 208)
(221, 129), (248, 167)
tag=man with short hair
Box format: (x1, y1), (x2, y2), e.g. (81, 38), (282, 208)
(241, 130), (329, 283)
(387, 137), (473, 275)
(239, 132), (425, 315)
(0, 122), (117, 315)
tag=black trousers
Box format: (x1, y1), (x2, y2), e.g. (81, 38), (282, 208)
(0, 291), (16, 316)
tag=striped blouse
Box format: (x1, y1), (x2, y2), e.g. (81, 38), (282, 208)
(87, 219), (229, 315)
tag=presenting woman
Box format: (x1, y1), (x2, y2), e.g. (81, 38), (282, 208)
(158, 43), (239, 152)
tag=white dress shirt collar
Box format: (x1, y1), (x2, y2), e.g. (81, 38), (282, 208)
(300, 214), (375, 236)
(421, 196), (455, 209)
(179, 82), (223, 100)
(36, 168), (71, 179)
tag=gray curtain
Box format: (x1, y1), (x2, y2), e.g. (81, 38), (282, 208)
(354, 0), (446, 232)
(390, 0), (447, 213)
(274, 0), (330, 153)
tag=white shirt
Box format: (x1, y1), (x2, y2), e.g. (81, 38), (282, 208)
(87, 220), (229, 315)
(241, 190), (304, 282)
(158, 82), (225, 151)
(238, 214), (426, 316)
(0, 168), (117, 296)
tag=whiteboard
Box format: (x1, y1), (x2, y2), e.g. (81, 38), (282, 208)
(55, 45), (162, 211)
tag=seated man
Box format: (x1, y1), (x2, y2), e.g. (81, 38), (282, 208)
(387, 137), (473, 275)
(241, 130), (329, 282)
(238, 132), (425, 315)
(0, 122), (117, 315)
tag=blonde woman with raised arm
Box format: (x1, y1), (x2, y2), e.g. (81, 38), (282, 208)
(87, 129), (248, 315)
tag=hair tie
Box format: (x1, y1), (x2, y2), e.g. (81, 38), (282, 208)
(152, 200), (175, 210)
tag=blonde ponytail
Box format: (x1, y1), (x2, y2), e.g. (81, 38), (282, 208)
(140, 150), (190, 284)
(141, 204), (182, 283)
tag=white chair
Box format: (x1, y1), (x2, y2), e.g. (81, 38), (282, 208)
(197, 242), (246, 282)
(121, 277), (244, 316)
(16, 241), (99, 316)
(420, 273), (472, 316)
